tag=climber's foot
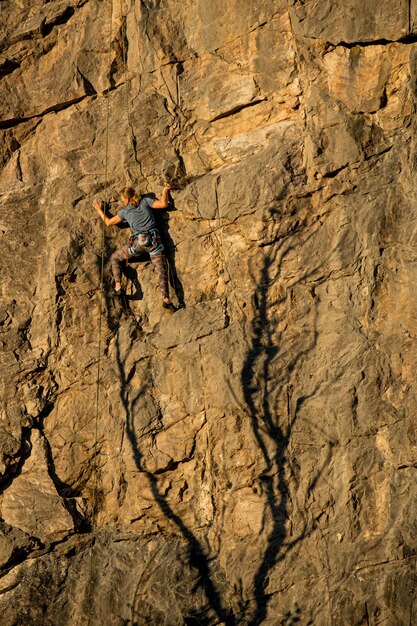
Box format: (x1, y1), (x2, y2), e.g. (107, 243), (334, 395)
(162, 300), (178, 313)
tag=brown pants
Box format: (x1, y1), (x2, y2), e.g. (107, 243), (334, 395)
(110, 244), (169, 299)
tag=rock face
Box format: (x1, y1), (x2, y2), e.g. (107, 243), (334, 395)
(1, 0), (417, 624)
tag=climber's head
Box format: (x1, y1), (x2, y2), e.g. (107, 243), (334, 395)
(120, 186), (139, 207)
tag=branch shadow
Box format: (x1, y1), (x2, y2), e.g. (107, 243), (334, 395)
(240, 206), (336, 625)
(102, 186), (337, 624)
(115, 336), (234, 625)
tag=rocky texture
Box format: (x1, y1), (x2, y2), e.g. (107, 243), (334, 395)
(1, 0), (417, 624)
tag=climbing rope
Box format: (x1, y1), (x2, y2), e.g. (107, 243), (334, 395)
(88, 3), (114, 623)
(91, 0), (114, 540)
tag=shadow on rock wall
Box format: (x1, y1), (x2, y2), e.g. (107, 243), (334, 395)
(107, 197), (336, 624)
(239, 204), (335, 625)
(118, 344), (234, 624)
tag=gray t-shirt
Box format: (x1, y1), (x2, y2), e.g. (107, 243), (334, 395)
(118, 196), (156, 235)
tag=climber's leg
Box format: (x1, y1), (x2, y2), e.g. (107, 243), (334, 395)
(150, 253), (170, 300)
(110, 245), (131, 292)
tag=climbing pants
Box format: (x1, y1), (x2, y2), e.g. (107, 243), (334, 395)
(110, 244), (169, 299)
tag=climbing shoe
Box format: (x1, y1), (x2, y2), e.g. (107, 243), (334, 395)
(162, 301), (178, 313)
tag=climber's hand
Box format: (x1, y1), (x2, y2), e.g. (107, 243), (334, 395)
(92, 199), (102, 211)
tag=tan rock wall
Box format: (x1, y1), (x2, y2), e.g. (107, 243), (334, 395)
(1, 0), (417, 624)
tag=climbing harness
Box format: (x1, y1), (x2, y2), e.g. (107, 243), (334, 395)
(128, 229), (163, 255)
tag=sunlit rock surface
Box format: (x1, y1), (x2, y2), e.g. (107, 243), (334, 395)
(1, 0), (417, 623)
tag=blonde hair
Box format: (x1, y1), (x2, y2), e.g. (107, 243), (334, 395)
(120, 186), (139, 207)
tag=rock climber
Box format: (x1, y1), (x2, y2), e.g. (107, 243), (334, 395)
(92, 185), (177, 312)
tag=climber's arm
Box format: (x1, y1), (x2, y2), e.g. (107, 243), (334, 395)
(92, 200), (123, 226)
(152, 184), (171, 209)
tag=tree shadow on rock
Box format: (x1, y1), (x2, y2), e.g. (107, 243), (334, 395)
(114, 336), (234, 625)
(240, 206), (335, 625)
